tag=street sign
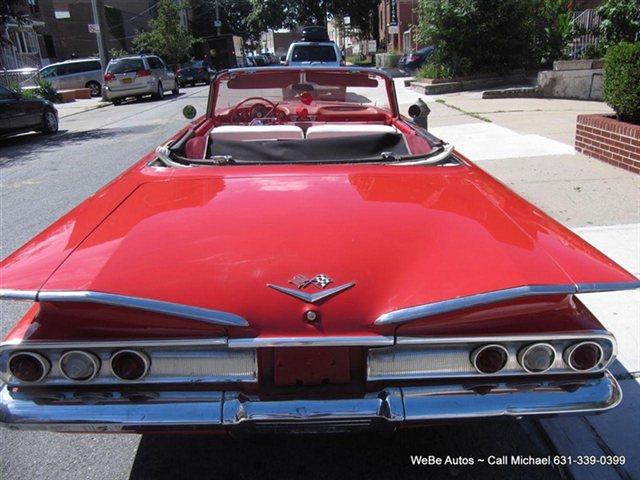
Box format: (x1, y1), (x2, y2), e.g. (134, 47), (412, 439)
(389, 0), (398, 25)
(344, 16), (350, 25)
(367, 40), (377, 52)
(388, 25), (399, 34)
(213, 20), (222, 27)
(88, 23), (100, 33)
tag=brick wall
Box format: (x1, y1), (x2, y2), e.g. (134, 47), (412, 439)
(575, 114), (640, 174)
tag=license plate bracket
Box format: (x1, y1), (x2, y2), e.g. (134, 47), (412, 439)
(274, 347), (350, 386)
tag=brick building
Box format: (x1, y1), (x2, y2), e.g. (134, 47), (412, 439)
(378, 0), (420, 53)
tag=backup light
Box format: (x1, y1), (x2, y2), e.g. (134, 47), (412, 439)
(60, 350), (100, 381)
(518, 343), (556, 373)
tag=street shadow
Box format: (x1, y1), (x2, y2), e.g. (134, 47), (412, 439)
(0, 125), (154, 167)
(129, 418), (560, 480)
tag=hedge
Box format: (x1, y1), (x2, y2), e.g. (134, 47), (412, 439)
(603, 42), (640, 124)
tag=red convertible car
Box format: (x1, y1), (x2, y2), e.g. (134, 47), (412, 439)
(1, 67), (638, 434)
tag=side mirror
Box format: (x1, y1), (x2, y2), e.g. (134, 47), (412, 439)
(408, 99), (431, 130)
(280, 55), (286, 62)
(182, 105), (197, 120)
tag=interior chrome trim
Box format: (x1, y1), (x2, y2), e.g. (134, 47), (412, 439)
(376, 285), (575, 325)
(0, 289), (38, 301)
(517, 342), (557, 374)
(228, 335), (394, 348)
(36, 291), (248, 327)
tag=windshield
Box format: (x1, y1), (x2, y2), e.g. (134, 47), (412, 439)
(291, 45), (337, 63)
(212, 69), (394, 116)
(107, 58), (144, 74)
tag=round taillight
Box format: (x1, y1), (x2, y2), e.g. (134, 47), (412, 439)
(60, 350), (100, 382)
(565, 341), (603, 371)
(471, 344), (508, 374)
(8, 352), (50, 383)
(110, 350), (150, 381)
(518, 343), (556, 373)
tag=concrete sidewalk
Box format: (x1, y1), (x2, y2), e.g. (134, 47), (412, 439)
(55, 97), (110, 119)
(394, 80), (640, 479)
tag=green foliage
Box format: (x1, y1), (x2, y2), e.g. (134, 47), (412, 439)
(415, 0), (540, 77)
(531, 0), (573, 66)
(190, 0), (261, 42)
(109, 48), (129, 59)
(596, 0), (640, 49)
(603, 42), (640, 123)
(104, 6), (126, 50)
(132, 0), (196, 67)
(33, 76), (60, 102)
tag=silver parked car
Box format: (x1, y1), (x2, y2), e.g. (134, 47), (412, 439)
(33, 58), (104, 96)
(102, 55), (179, 105)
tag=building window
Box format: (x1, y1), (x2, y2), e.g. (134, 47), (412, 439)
(28, 0), (40, 15)
(13, 30), (39, 54)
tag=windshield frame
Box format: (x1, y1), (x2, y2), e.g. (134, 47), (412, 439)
(207, 67), (399, 119)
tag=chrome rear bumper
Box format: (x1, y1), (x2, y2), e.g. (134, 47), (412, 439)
(0, 372), (621, 433)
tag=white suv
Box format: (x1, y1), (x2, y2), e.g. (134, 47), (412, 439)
(284, 27), (344, 67)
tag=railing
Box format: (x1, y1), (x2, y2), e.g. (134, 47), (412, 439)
(569, 9), (601, 59)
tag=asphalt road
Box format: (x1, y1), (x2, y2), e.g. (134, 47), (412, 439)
(0, 86), (567, 480)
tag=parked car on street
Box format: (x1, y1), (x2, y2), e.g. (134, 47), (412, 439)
(285, 26), (344, 67)
(27, 58), (103, 97)
(0, 84), (58, 138)
(102, 55), (179, 105)
(0, 67), (636, 434)
(399, 47), (435, 71)
(176, 60), (214, 87)
(251, 54), (269, 66)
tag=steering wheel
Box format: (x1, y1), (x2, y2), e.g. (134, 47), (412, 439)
(230, 96), (278, 123)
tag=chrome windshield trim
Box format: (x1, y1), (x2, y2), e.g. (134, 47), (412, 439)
(0, 289), (38, 301)
(375, 285), (577, 325)
(228, 336), (394, 349)
(36, 291), (248, 327)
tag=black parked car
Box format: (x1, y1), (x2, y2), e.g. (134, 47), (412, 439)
(176, 60), (214, 87)
(400, 47), (435, 71)
(0, 85), (58, 139)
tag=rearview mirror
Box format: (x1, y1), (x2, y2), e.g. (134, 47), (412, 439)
(182, 105), (197, 120)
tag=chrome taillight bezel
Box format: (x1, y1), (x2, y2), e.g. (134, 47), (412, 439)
(470, 344), (509, 374)
(59, 350), (101, 382)
(517, 342), (557, 374)
(109, 349), (150, 381)
(564, 340), (604, 372)
(8, 351), (50, 383)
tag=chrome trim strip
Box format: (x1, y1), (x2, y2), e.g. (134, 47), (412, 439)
(267, 282), (355, 304)
(0, 289), (38, 301)
(0, 337), (228, 350)
(576, 281), (640, 293)
(0, 372), (621, 432)
(395, 331), (615, 345)
(375, 285), (576, 325)
(228, 335), (395, 348)
(37, 291), (248, 327)
(376, 282), (640, 326)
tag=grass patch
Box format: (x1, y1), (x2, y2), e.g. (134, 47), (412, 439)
(435, 99), (492, 122)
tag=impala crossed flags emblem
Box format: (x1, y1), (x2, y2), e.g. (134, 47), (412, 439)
(289, 273), (333, 289)
(267, 273), (355, 303)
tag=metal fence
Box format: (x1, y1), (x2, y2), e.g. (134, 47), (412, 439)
(568, 9), (601, 59)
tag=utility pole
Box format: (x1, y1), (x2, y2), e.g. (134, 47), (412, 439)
(215, 0), (221, 36)
(90, 0), (107, 69)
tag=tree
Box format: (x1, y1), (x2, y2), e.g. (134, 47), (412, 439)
(596, 0), (640, 48)
(1, 0), (29, 47)
(133, 0), (196, 67)
(190, 0), (261, 43)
